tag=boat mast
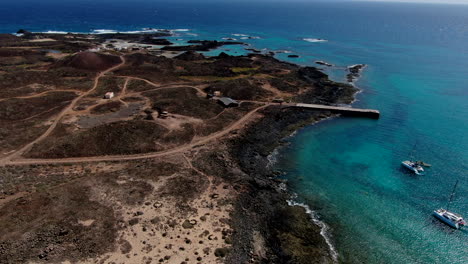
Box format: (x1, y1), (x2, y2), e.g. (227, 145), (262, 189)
(409, 142), (417, 160)
(447, 180), (459, 211)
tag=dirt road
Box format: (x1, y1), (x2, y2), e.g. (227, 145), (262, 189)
(0, 56), (126, 165)
(3, 103), (270, 166)
(0, 54), (273, 167)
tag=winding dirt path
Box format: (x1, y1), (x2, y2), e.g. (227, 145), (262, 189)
(117, 77), (130, 106)
(4, 103), (270, 166)
(0, 56), (126, 165)
(0, 89), (81, 102)
(119, 76), (207, 96)
(0, 55), (274, 167)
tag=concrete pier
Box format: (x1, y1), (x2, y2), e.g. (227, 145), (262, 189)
(287, 103), (380, 119)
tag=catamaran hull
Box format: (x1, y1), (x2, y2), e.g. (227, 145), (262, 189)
(432, 211), (460, 229)
(401, 161), (422, 175)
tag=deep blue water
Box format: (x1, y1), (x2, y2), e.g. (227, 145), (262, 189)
(1, 1), (467, 263)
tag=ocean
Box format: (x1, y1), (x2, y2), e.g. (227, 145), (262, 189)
(1, 1), (467, 263)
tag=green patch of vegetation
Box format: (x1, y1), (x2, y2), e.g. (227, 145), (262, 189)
(231, 67), (258, 73)
(179, 75), (245, 82)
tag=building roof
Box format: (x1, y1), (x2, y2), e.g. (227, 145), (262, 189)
(218, 97), (239, 106)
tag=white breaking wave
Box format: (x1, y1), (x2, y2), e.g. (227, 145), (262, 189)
(266, 148), (281, 169)
(92, 29), (118, 34)
(303, 38), (328, 43)
(234, 34), (260, 40)
(347, 64), (366, 69)
(34, 28), (190, 36)
(92, 28), (171, 34)
(275, 50), (293, 54)
(286, 200), (339, 262)
(40, 30), (69, 34)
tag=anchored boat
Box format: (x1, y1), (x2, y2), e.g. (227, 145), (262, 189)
(401, 160), (424, 175)
(401, 143), (430, 175)
(433, 180), (465, 229)
(433, 209), (466, 229)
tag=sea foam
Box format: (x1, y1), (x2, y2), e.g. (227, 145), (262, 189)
(303, 38), (328, 43)
(40, 30), (69, 34)
(92, 29), (118, 34)
(33, 28), (188, 35)
(287, 200), (339, 262)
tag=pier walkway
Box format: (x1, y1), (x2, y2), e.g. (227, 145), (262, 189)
(285, 103), (380, 119)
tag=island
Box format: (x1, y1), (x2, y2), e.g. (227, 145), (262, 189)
(0, 31), (363, 264)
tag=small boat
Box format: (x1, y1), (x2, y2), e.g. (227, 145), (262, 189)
(401, 160), (424, 175)
(401, 143), (428, 175)
(433, 180), (465, 229)
(433, 209), (466, 229)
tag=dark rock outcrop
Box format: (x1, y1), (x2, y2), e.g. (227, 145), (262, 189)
(161, 40), (243, 52)
(346, 64), (366, 83)
(315, 61), (333, 67)
(53, 52), (121, 72)
(175, 51), (206, 61)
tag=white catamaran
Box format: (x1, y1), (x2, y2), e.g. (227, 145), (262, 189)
(401, 160), (424, 175)
(401, 144), (430, 175)
(432, 180), (466, 229)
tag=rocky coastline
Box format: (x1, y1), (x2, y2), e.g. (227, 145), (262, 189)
(347, 64), (366, 83)
(0, 31), (358, 263)
(225, 84), (356, 264)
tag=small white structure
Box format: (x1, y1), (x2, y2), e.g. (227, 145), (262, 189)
(104, 92), (115, 99)
(214, 91), (222, 97)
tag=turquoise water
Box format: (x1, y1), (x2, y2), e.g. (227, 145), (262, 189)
(1, 1), (467, 262)
(268, 5), (468, 263)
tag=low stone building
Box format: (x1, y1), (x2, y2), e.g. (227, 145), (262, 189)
(217, 97), (239, 108)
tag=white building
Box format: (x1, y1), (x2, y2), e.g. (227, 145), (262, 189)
(104, 92), (114, 99)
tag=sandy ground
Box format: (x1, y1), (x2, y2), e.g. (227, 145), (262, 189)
(29, 38), (58, 42)
(94, 181), (232, 264)
(74, 154), (234, 264)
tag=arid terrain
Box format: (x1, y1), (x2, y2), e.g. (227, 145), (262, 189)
(0, 31), (357, 264)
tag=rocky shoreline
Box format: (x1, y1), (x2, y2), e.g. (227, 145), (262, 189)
(0, 30), (359, 263)
(223, 70), (357, 263)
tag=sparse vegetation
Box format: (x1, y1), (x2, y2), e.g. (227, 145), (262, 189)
(90, 101), (124, 114)
(26, 121), (174, 158)
(143, 86), (224, 119)
(0, 32), (357, 264)
(231, 67), (258, 73)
